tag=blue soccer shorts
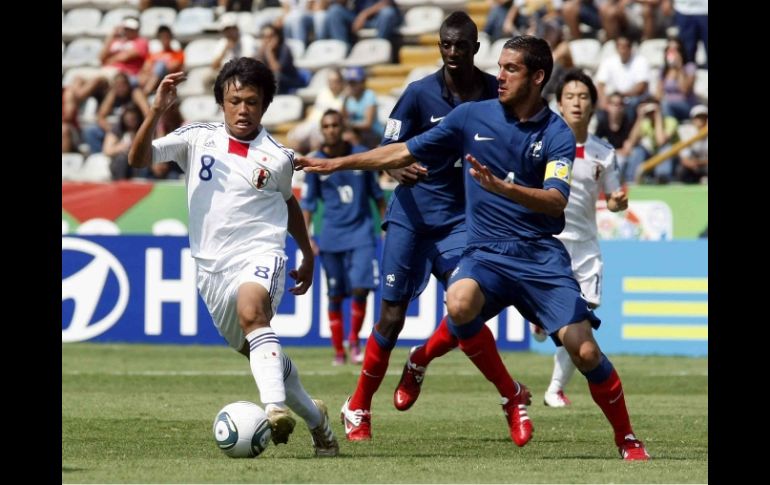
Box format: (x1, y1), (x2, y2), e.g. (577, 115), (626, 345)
(319, 244), (379, 298)
(380, 222), (466, 302)
(449, 237), (601, 345)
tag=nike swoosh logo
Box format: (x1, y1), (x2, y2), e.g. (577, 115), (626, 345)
(609, 390), (624, 404)
(474, 134), (494, 141)
(430, 115), (445, 123)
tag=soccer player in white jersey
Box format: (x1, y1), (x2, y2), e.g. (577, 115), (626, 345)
(536, 68), (629, 408)
(128, 58), (339, 457)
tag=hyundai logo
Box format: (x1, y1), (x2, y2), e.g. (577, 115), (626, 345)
(62, 237), (129, 342)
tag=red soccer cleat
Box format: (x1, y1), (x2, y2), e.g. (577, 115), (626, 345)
(393, 346), (426, 411)
(618, 435), (650, 461)
(340, 396), (372, 441)
(502, 382), (534, 447)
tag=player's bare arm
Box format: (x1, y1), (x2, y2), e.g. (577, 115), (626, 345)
(466, 153), (567, 217)
(286, 195), (314, 295)
(386, 163), (429, 187)
(295, 143), (423, 174)
(128, 71), (187, 169)
(606, 189), (628, 212)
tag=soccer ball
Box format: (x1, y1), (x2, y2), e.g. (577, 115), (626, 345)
(213, 401), (272, 458)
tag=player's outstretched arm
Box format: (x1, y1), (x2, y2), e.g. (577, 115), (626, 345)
(295, 143), (422, 174)
(128, 72), (187, 169)
(286, 195), (314, 295)
(467, 153), (567, 217)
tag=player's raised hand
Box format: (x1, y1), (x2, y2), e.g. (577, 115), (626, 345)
(386, 163), (428, 186)
(467, 153), (505, 195)
(607, 188), (628, 211)
(152, 72), (186, 113)
(288, 255), (314, 295)
(294, 155), (338, 174)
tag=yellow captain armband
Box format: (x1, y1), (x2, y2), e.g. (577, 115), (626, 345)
(544, 158), (572, 184)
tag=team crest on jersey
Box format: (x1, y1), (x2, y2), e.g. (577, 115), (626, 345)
(252, 168), (271, 189)
(528, 140), (544, 160)
(384, 118), (402, 140)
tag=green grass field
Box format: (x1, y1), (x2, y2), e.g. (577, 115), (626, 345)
(62, 343), (707, 483)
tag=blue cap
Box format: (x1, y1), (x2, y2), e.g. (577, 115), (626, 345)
(342, 66), (366, 82)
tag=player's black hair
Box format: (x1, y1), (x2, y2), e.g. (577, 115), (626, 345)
(214, 57), (276, 111)
(440, 11), (478, 42)
(556, 68), (598, 105)
(503, 35), (554, 92)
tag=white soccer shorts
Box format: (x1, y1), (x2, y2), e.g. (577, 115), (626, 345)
(196, 253), (287, 349)
(560, 238), (603, 308)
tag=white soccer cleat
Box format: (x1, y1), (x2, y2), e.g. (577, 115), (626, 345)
(543, 390), (572, 407)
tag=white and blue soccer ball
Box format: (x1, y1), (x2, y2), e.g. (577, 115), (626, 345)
(213, 401), (272, 458)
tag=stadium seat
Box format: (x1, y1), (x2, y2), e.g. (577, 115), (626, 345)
(78, 96), (100, 125)
(285, 38), (306, 63)
(394, 0), (430, 11)
(62, 8), (102, 41)
(390, 64), (436, 96)
(477, 38), (508, 70)
(79, 153), (112, 182)
(172, 7), (215, 41)
(295, 40), (348, 71)
(647, 68), (661, 98)
(296, 67), (334, 103)
(475, 32), (491, 64)
(376, 94), (398, 126)
(184, 38), (221, 68)
(693, 69), (708, 103)
(599, 39), (617, 62)
(399, 5), (444, 37)
(177, 66), (212, 98)
(62, 0), (89, 10)
(180, 96), (221, 122)
(149, 37), (183, 55)
(431, 0), (467, 11)
(695, 41), (707, 66)
(62, 38), (104, 70)
(62, 66), (103, 87)
(62, 153), (85, 181)
(253, 7), (285, 32)
(343, 39), (392, 67)
(261, 95), (304, 128)
(638, 38), (667, 69)
(568, 38), (602, 72)
(88, 7), (140, 37)
(140, 7), (178, 38)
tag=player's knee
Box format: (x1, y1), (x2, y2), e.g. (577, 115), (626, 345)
(572, 342), (601, 369)
(445, 296), (476, 323)
(377, 312), (405, 340)
(238, 307), (271, 330)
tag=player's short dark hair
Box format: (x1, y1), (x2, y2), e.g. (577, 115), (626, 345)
(556, 68), (598, 105)
(440, 11), (477, 41)
(214, 57), (276, 110)
(503, 35), (553, 92)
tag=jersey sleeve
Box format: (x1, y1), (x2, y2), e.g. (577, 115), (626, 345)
(380, 84), (419, 145)
(405, 102), (468, 163)
(601, 150), (622, 194)
(300, 171), (319, 212)
(151, 130), (191, 172)
(542, 125), (576, 201)
(279, 150), (295, 200)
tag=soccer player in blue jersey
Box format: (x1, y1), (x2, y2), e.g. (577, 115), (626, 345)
(297, 36), (650, 460)
(301, 109), (386, 366)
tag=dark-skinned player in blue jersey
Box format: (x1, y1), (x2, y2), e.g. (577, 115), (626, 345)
(301, 109), (386, 367)
(296, 35), (650, 460)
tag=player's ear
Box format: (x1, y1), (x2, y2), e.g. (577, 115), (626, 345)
(473, 41), (480, 55)
(533, 69), (545, 87)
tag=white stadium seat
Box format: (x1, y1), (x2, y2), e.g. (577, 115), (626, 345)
(184, 38), (221, 68)
(172, 7), (214, 41)
(343, 38), (392, 67)
(398, 5), (444, 37)
(261, 95), (304, 128)
(140, 7), (178, 38)
(62, 153), (85, 181)
(568, 38), (602, 72)
(638, 38), (668, 69)
(694, 69), (708, 103)
(62, 8), (102, 41)
(296, 67), (335, 103)
(88, 8), (140, 37)
(295, 40), (348, 71)
(180, 96), (221, 122)
(391, 64), (436, 96)
(62, 38), (104, 70)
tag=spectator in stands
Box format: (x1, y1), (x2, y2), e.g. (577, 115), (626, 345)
(595, 34), (650, 116)
(623, 97), (679, 183)
(340, 66), (382, 149)
(69, 17), (151, 105)
(104, 103), (146, 180)
(595, 91), (634, 168)
(83, 72), (152, 155)
(561, 0), (602, 40)
(662, 0), (707, 67)
(323, 0), (401, 51)
(138, 25), (185, 96)
(656, 37), (696, 122)
(483, 0), (514, 40)
(206, 16), (257, 90)
(677, 104), (707, 184)
(501, 0), (563, 39)
(287, 68), (346, 153)
(255, 24), (306, 94)
(138, 0), (189, 10)
(279, 0), (330, 47)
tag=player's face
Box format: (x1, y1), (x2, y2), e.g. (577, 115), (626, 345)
(438, 27), (478, 71)
(496, 48), (541, 107)
(558, 80), (593, 129)
(222, 80), (264, 140)
(320, 113), (344, 145)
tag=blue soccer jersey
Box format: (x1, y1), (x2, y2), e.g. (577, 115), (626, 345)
(301, 144), (384, 252)
(406, 100), (576, 241)
(381, 68), (498, 233)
